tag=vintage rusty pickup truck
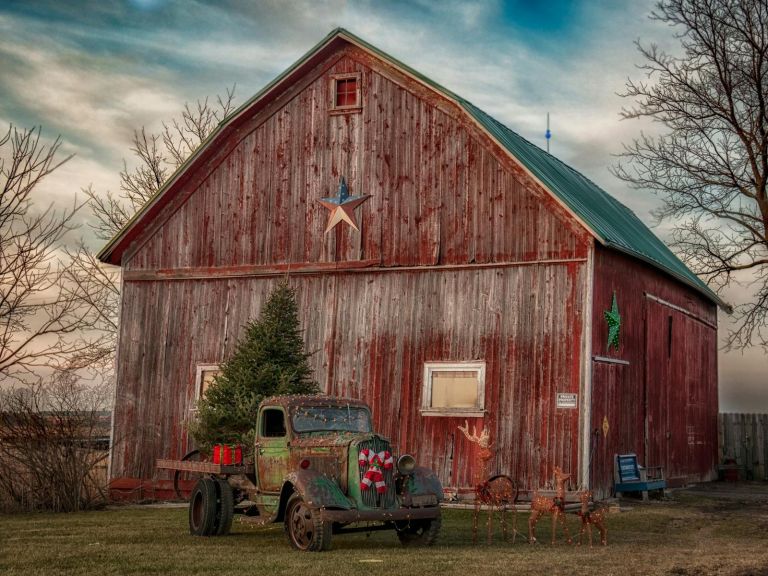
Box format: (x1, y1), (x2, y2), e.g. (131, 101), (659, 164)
(158, 395), (443, 551)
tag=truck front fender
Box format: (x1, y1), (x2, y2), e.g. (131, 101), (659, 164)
(285, 470), (353, 510)
(404, 466), (444, 501)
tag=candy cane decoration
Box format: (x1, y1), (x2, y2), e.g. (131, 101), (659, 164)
(358, 449), (393, 493)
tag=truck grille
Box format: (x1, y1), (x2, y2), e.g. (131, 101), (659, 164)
(356, 437), (396, 509)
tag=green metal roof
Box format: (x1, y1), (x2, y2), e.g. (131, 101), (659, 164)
(460, 101), (726, 308)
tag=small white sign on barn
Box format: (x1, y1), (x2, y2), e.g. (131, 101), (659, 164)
(556, 392), (578, 409)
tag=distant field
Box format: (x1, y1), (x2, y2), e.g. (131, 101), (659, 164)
(1, 484), (768, 576)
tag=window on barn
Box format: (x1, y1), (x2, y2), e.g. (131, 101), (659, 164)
(194, 364), (222, 407)
(421, 362), (486, 417)
(330, 73), (361, 112)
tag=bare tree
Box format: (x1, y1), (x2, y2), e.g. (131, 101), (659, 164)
(70, 88), (236, 378)
(0, 370), (112, 512)
(86, 87), (237, 241)
(0, 125), (96, 377)
(613, 0), (768, 348)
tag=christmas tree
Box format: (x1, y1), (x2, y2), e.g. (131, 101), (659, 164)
(190, 282), (319, 450)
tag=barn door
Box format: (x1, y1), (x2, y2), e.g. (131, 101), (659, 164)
(590, 360), (630, 498)
(645, 298), (718, 483)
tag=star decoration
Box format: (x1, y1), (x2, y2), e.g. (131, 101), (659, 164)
(318, 177), (371, 234)
(603, 292), (621, 352)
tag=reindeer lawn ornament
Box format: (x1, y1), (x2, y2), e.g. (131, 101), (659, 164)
(576, 490), (608, 546)
(457, 421), (519, 544)
(528, 466), (573, 545)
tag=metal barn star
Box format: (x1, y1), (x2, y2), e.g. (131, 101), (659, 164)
(318, 177), (371, 234)
(604, 292), (621, 352)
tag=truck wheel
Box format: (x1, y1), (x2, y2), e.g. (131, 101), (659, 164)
(395, 515), (441, 546)
(214, 477), (234, 536)
(284, 493), (332, 551)
(189, 478), (217, 536)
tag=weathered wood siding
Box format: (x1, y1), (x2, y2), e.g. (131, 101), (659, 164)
(109, 45), (595, 496)
(590, 247), (718, 495)
(124, 48), (587, 273)
(719, 413), (768, 480)
(111, 262), (586, 491)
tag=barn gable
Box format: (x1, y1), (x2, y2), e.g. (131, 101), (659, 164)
(102, 37), (589, 275)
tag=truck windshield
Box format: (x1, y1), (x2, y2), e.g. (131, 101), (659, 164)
(292, 405), (372, 433)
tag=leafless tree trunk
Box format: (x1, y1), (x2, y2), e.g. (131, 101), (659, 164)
(70, 88), (237, 380)
(0, 125), (98, 378)
(613, 0), (768, 348)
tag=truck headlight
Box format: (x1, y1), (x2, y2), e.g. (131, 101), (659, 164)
(397, 454), (416, 475)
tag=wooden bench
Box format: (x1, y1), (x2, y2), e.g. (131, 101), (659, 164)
(614, 453), (666, 500)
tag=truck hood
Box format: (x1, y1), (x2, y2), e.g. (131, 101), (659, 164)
(290, 432), (390, 449)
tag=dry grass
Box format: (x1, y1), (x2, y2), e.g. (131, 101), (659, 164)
(1, 484), (767, 576)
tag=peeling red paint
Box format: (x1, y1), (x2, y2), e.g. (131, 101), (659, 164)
(590, 247), (718, 497)
(107, 43), (715, 502)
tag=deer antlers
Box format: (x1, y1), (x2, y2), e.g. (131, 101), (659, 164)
(458, 420), (493, 449)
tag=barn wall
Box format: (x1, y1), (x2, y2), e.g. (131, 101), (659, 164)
(111, 261), (586, 492)
(124, 48), (588, 273)
(110, 45), (597, 497)
(590, 246), (718, 494)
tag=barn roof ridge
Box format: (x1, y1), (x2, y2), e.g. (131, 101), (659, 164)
(98, 27), (727, 309)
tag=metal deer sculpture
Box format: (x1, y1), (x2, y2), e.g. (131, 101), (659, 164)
(528, 466), (573, 545)
(458, 421), (518, 544)
(576, 489), (608, 547)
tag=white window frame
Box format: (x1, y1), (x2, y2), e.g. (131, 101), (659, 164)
(192, 364), (221, 410)
(420, 361), (486, 417)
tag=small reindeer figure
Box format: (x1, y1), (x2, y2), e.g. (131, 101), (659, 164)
(576, 490), (607, 547)
(458, 421), (518, 544)
(528, 466), (573, 545)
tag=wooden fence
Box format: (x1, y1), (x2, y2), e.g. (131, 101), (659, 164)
(719, 413), (768, 481)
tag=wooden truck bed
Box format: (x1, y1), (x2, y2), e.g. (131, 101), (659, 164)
(156, 459), (247, 475)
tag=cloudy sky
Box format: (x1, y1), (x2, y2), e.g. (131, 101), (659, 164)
(0, 0), (765, 411)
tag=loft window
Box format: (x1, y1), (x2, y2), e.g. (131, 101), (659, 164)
(421, 361), (486, 417)
(331, 73), (361, 112)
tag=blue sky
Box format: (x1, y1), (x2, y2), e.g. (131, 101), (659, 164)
(0, 0), (764, 411)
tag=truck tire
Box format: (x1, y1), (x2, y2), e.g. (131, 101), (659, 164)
(214, 477), (234, 536)
(189, 478), (217, 536)
(284, 493), (332, 551)
(395, 515), (441, 547)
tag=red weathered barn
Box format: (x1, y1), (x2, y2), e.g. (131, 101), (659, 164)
(99, 28), (726, 499)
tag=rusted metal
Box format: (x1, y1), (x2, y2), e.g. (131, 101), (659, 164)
(319, 506), (439, 523)
(165, 395), (442, 549)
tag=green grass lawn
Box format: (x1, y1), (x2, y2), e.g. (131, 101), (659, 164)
(2, 489), (768, 576)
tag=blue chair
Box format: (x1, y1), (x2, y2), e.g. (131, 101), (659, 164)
(614, 453), (666, 500)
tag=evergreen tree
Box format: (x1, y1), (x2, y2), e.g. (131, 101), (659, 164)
(190, 282), (319, 450)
